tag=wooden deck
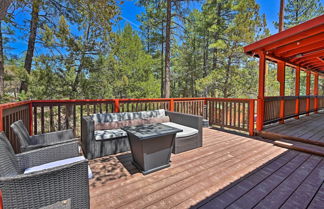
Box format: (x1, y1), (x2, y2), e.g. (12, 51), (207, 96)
(89, 128), (324, 209)
(264, 111), (324, 144)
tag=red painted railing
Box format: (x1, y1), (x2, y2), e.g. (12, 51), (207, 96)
(0, 97), (256, 152)
(263, 95), (324, 124)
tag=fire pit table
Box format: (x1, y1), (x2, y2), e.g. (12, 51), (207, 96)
(122, 123), (182, 175)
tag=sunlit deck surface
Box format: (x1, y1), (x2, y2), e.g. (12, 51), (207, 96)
(89, 128), (324, 209)
(264, 111), (324, 143)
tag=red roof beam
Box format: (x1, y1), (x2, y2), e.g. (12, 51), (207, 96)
(274, 32), (324, 55)
(292, 49), (324, 63)
(280, 40), (324, 58)
(244, 15), (324, 53)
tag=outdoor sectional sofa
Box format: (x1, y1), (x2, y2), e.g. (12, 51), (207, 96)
(81, 109), (202, 159)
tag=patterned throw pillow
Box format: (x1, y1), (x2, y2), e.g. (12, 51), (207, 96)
(144, 116), (170, 124)
(95, 119), (147, 130)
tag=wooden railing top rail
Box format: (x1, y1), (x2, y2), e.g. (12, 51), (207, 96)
(0, 101), (32, 109)
(32, 97), (207, 104)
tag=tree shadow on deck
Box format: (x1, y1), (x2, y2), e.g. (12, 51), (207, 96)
(89, 152), (139, 189)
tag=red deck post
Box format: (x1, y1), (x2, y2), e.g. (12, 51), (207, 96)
(28, 102), (33, 135)
(169, 99), (174, 112)
(314, 73), (319, 113)
(277, 61), (285, 124)
(295, 67), (300, 119)
(256, 51), (266, 132)
(114, 99), (120, 113)
(0, 107), (3, 132)
(306, 71), (311, 116)
(249, 100), (255, 136)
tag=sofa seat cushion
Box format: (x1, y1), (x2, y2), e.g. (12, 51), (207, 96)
(162, 122), (198, 138)
(94, 129), (127, 140)
(24, 156), (93, 179)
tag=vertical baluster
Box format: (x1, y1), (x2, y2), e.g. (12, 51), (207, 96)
(33, 106), (37, 135)
(99, 103), (102, 113)
(105, 103), (109, 113)
(50, 105), (54, 132)
(73, 104), (76, 134)
(41, 106), (45, 133)
(58, 105), (61, 131)
(238, 102), (241, 129)
(93, 104), (96, 114)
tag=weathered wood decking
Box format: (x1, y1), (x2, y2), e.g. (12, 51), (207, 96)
(89, 128), (324, 209)
(264, 112), (324, 144)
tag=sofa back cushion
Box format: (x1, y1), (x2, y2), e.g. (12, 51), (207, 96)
(144, 116), (170, 124)
(95, 119), (146, 130)
(0, 132), (20, 177)
(95, 116), (170, 130)
(92, 109), (166, 124)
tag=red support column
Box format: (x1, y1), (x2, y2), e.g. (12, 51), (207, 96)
(114, 99), (120, 113)
(277, 61), (285, 124)
(306, 71), (311, 116)
(295, 67), (300, 119)
(256, 51), (266, 132)
(314, 73), (319, 113)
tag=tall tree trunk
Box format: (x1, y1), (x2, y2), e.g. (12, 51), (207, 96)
(279, 0), (285, 32)
(160, 21), (164, 98)
(164, 0), (171, 98)
(212, 3), (221, 70)
(0, 21), (4, 96)
(223, 56), (232, 98)
(21, 0), (40, 93)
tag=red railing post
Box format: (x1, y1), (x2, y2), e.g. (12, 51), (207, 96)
(29, 102), (33, 135)
(314, 73), (319, 113)
(169, 99), (174, 112)
(277, 61), (285, 124)
(249, 100), (255, 136)
(295, 67), (300, 119)
(114, 99), (120, 113)
(0, 107), (3, 132)
(306, 71), (311, 116)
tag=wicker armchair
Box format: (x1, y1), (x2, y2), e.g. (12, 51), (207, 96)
(11, 120), (78, 152)
(0, 132), (89, 209)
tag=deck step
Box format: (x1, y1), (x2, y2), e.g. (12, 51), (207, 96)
(274, 139), (324, 157)
(257, 131), (324, 147)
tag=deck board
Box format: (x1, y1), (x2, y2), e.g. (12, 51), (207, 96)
(264, 112), (324, 143)
(89, 127), (324, 209)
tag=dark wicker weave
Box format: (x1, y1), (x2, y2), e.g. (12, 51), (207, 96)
(81, 111), (202, 159)
(11, 120), (78, 152)
(0, 132), (89, 209)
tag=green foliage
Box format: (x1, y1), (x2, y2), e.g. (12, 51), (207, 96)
(274, 0), (323, 29)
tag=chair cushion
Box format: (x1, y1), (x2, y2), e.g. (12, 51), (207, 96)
(0, 132), (21, 177)
(24, 156), (93, 179)
(94, 129), (128, 140)
(162, 122), (198, 138)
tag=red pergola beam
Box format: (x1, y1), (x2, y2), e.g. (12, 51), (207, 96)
(244, 15), (324, 53)
(293, 49), (324, 63)
(280, 40), (324, 58)
(275, 32), (324, 55)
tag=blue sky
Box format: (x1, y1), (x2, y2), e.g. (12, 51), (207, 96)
(7, 0), (324, 56)
(118, 0), (281, 35)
